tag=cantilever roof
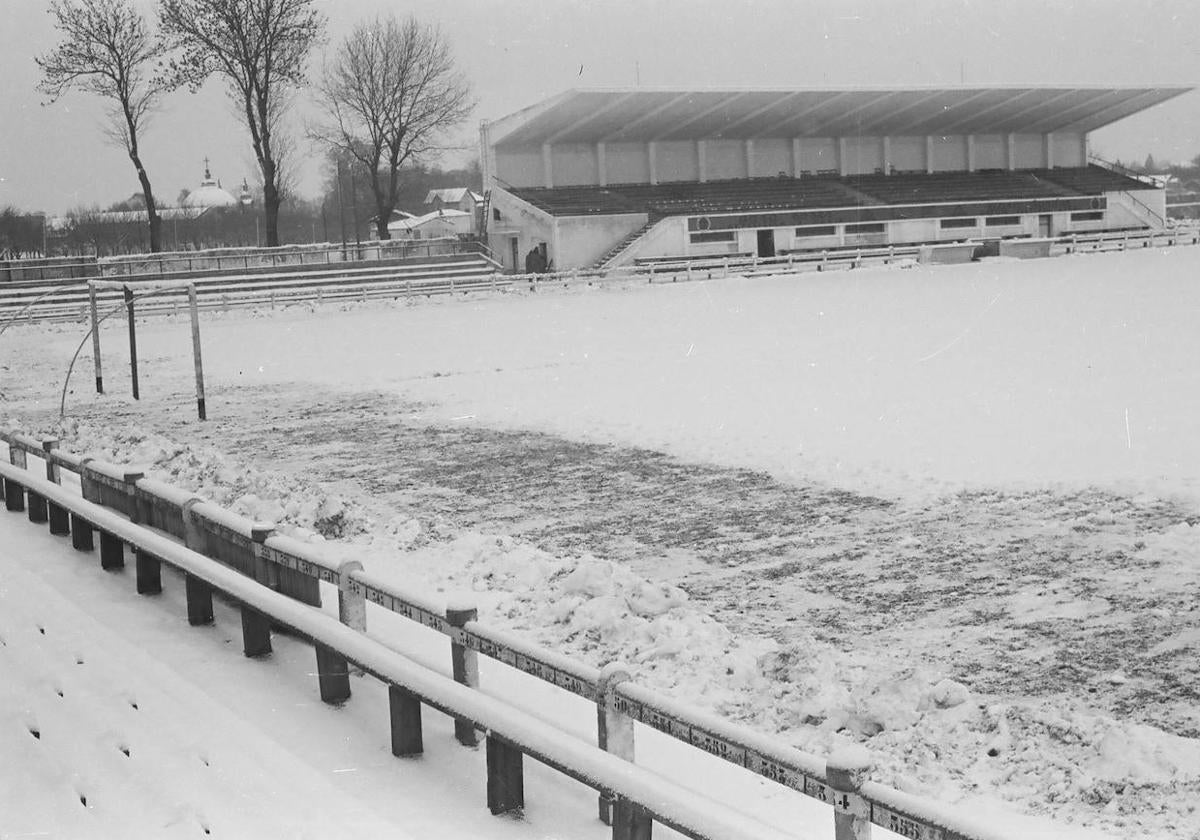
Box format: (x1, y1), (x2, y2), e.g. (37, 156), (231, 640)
(486, 87), (1192, 147)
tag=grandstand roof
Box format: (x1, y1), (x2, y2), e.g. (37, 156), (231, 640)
(487, 86), (1192, 147)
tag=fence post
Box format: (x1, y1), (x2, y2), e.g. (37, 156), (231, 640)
(827, 747), (874, 840)
(389, 685), (424, 756)
(70, 512), (95, 551)
(597, 662), (635, 824)
(337, 560), (367, 633)
(485, 735), (525, 815)
(446, 600), (479, 747)
(314, 643), (351, 704)
(612, 798), (653, 840)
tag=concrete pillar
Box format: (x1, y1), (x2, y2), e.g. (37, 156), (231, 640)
(697, 139), (707, 183)
(542, 143), (553, 188)
(1045, 132), (1055, 169)
(966, 135), (976, 172)
(745, 139), (754, 178)
(647, 141), (657, 185)
(838, 137), (848, 176)
(925, 136), (935, 173)
(1006, 133), (1016, 171)
(882, 136), (892, 174)
(597, 142), (607, 186)
(792, 137), (802, 176)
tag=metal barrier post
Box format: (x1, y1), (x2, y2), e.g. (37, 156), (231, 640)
(612, 798), (653, 840)
(447, 601), (480, 747)
(4, 477), (25, 512)
(597, 662), (634, 824)
(485, 735), (524, 815)
(337, 560), (367, 633)
(135, 548), (163, 594)
(70, 512), (95, 551)
(185, 573), (214, 625)
(389, 685), (424, 756)
(827, 748), (874, 840)
(314, 643), (351, 703)
(42, 438), (60, 484)
(99, 531), (124, 569)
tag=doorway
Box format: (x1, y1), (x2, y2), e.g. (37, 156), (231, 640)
(509, 236), (520, 272)
(1038, 214), (1053, 238)
(756, 229), (776, 258)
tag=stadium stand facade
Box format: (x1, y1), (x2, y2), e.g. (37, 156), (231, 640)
(478, 87), (1191, 271)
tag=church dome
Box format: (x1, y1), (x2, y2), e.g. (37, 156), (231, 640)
(183, 160), (238, 209)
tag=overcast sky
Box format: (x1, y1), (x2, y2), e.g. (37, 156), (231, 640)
(2, 0), (1198, 215)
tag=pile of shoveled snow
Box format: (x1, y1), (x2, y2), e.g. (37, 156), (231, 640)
(8, 418), (1199, 839)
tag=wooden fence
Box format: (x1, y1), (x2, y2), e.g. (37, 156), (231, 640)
(1, 429), (1105, 840)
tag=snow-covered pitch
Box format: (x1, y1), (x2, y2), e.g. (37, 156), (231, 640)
(3, 245), (1199, 839)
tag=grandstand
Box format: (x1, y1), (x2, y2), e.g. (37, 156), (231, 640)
(478, 87), (1191, 271)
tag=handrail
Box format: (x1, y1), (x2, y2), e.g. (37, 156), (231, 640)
(1087, 154), (1165, 189)
(0, 459), (793, 840)
(0, 427), (1114, 840)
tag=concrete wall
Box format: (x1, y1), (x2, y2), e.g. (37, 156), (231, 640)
(487, 188), (556, 271)
(890, 136), (926, 172)
(706, 140), (748, 180)
(1052, 133), (1085, 167)
(844, 137), (883, 175)
(555, 212), (650, 268)
(552, 144), (598, 186)
(799, 137), (838, 173)
(752, 139), (792, 178)
(495, 148), (543, 187)
(501, 131), (1092, 186)
(974, 135), (1006, 170)
(607, 142), (650, 185)
(931, 135), (968, 172)
(657, 140), (699, 182)
(1012, 134), (1046, 169)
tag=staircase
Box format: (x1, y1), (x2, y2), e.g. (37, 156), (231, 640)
(592, 218), (660, 269)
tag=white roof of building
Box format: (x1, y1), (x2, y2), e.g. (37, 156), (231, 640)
(388, 207), (470, 232)
(425, 188), (483, 204)
(485, 86), (1193, 146)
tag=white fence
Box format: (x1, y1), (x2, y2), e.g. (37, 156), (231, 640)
(2, 429), (1107, 840)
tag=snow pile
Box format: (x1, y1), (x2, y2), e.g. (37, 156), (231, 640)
(55, 418), (382, 541)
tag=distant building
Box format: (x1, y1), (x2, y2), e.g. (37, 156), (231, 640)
(387, 207), (473, 239)
(182, 160), (238, 210)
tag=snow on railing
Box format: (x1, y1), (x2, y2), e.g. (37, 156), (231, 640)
(0, 429), (1112, 840)
(1, 457), (799, 840)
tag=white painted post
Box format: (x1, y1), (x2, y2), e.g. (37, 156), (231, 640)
(446, 600), (479, 747)
(89, 283), (103, 394)
(596, 662), (634, 824)
(188, 284), (206, 421)
(827, 747), (874, 840)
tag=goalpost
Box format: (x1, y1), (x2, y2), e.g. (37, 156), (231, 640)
(85, 279), (207, 421)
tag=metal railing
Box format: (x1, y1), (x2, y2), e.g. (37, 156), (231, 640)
(1, 429), (1111, 840)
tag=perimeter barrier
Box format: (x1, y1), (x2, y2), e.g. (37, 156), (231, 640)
(2, 429), (1105, 840)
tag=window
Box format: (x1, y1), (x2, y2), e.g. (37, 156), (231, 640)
(845, 222), (885, 235)
(939, 217), (977, 229)
(689, 231), (735, 244)
(1070, 211), (1104, 222)
(795, 225), (836, 237)
(985, 216), (1020, 227)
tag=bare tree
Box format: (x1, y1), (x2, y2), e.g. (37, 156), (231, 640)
(37, 0), (168, 252)
(158, 0), (324, 247)
(312, 15), (473, 240)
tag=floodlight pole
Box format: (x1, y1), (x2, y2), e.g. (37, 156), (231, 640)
(124, 285), (139, 400)
(187, 283), (206, 421)
(88, 283), (103, 394)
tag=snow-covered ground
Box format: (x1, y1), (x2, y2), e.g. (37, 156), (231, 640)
(3, 246), (1199, 838)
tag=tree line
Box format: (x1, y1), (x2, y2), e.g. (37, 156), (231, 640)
(30, 0), (473, 253)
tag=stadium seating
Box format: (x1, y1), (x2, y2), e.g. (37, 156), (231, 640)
(509, 167), (1159, 219)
